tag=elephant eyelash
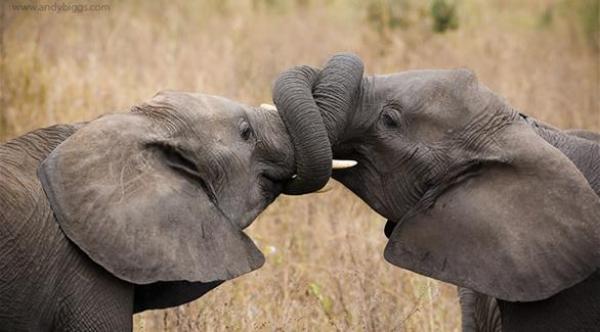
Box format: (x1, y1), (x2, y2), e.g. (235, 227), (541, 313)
(382, 98), (405, 111)
(379, 107), (402, 129)
(239, 120), (255, 141)
(382, 112), (399, 128)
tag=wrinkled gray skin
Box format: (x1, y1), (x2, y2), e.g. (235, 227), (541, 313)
(0, 92), (295, 331)
(459, 127), (600, 332)
(273, 54), (600, 331)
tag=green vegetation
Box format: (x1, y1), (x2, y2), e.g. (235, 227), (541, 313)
(578, 0), (599, 51)
(431, 0), (459, 33)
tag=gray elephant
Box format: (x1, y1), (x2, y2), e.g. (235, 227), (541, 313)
(566, 129), (600, 144)
(272, 53), (600, 331)
(457, 125), (600, 332)
(0, 91), (310, 331)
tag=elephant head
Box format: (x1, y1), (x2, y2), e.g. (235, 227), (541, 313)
(273, 53), (600, 302)
(38, 91), (302, 285)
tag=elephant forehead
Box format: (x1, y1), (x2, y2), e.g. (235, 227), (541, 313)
(375, 69), (477, 102)
(151, 91), (247, 122)
(375, 69), (497, 125)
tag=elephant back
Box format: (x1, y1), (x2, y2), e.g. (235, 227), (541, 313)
(0, 124), (81, 329)
(0, 124), (80, 227)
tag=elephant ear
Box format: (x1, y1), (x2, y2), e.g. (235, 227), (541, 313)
(38, 112), (264, 284)
(384, 120), (600, 302)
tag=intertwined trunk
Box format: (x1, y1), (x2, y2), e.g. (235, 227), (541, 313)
(272, 53), (364, 194)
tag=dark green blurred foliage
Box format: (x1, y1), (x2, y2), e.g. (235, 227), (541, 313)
(541, 0), (599, 52)
(539, 5), (554, 28)
(251, 0), (300, 13)
(365, 0), (412, 35)
(431, 0), (458, 33)
(577, 0), (599, 51)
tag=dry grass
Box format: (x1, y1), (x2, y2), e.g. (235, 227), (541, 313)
(1, 0), (598, 331)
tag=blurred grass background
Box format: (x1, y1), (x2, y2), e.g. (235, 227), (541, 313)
(1, 0), (598, 331)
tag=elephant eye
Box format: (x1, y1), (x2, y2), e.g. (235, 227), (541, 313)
(239, 120), (254, 141)
(381, 108), (400, 129)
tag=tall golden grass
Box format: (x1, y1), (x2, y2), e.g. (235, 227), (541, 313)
(1, 0), (598, 331)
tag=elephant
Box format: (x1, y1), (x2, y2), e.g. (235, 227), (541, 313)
(457, 127), (600, 332)
(271, 53), (600, 331)
(0, 91), (330, 331)
(566, 129), (600, 144)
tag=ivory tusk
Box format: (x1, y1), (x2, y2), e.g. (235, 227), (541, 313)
(288, 160), (356, 193)
(290, 160), (357, 182)
(332, 159), (357, 169)
(260, 103), (277, 111)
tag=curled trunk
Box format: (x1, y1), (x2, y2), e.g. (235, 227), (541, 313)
(272, 53), (364, 194)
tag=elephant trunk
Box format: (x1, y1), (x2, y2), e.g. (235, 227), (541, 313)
(312, 53), (364, 147)
(272, 53), (364, 195)
(272, 65), (331, 195)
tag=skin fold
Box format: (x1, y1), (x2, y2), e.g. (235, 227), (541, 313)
(273, 53), (600, 331)
(0, 92), (296, 331)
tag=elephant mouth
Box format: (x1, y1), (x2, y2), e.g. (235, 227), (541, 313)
(232, 172), (290, 230)
(260, 171), (291, 202)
